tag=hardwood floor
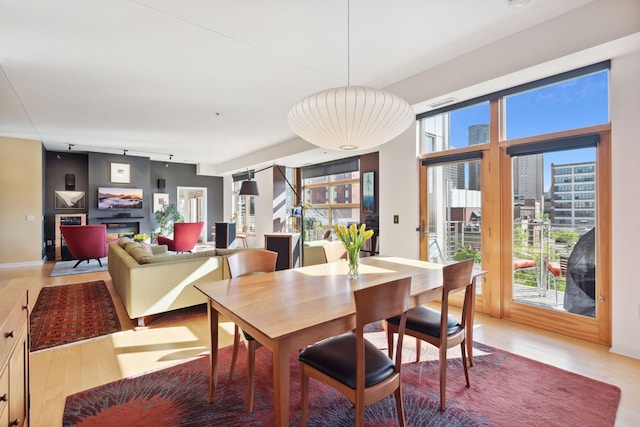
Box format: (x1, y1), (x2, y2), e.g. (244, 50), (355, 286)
(2, 262), (639, 426)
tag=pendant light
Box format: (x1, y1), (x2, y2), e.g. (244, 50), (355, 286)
(239, 179), (260, 196)
(287, 0), (414, 151)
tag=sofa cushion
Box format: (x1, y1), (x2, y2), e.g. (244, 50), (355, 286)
(215, 248), (245, 256)
(146, 253), (182, 264)
(118, 237), (133, 248)
(123, 240), (142, 253)
(127, 246), (155, 264)
(145, 250), (218, 264)
(151, 244), (168, 255)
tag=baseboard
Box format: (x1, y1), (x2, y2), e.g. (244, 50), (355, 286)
(0, 258), (46, 269)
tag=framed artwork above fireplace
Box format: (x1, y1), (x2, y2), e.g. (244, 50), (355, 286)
(110, 162), (130, 183)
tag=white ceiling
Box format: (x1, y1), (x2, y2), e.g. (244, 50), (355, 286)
(0, 0), (598, 171)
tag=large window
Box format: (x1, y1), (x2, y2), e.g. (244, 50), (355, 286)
(504, 70), (609, 139)
(303, 172), (360, 241)
(421, 102), (490, 153)
(418, 61), (611, 344)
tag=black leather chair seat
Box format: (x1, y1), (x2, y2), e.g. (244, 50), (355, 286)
(298, 334), (394, 389)
(387, 306), (461, 338)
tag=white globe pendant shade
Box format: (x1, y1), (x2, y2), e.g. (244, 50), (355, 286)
(287, 86), (415, 151)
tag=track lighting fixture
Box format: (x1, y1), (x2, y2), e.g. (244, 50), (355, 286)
(68, 144), (74, 151)
(123, 149), (128, 155)
(169, 154), (173, 160)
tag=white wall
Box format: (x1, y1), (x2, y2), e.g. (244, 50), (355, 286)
(222, 0), (640, 358)
(379, 125), (420, 259)
(376, 0), (640, 359)
(610, 50), (640, 359)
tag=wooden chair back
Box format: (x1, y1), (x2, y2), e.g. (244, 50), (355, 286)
(355, 277), (411, 327)
(299, 277), (411, 426)
(225, 248), (278, 412)
(226, 249), (277, 278)
(441, 258), (475, 336)
(384, 258), (474, 412)
(322, 241), (347, 263)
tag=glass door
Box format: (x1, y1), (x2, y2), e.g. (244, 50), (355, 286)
(418, 64), (611, 344)
(424, 159), (484, 309)
(502, 134), (611, 344)
(177, 186), (207, 243)
(510, 148), (596, 317)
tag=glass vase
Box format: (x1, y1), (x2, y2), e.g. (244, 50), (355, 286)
(347, 247), (360, 279)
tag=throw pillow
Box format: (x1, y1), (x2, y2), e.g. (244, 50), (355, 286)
(139, 242), (153, 254)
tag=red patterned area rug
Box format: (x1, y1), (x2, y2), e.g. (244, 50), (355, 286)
(30, 281), (122, 352)
(62, 338), (620, 426)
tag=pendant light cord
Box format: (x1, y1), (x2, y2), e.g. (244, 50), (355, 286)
(347, 0), (350, 87)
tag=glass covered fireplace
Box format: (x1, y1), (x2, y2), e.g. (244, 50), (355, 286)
(104, 221), (139, 241)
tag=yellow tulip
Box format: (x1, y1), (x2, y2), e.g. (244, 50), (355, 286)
(364, 229), (374, 239)
(350, 223), (357, 234)
(360, 224), (366, 234)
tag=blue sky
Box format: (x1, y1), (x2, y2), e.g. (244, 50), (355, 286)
(449, 71), (608, 191)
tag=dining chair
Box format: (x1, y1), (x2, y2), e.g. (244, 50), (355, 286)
(322, 240), (347, 263)
(384, 258), (475, 411)
(298, 277), (411, 427)
(226, 249), (278, 412)
(236, 225), (249, 248)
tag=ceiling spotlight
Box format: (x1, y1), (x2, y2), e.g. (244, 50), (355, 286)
(169, 154), (173, 160)
(68, 144), (74, 151)
(123, 149), (128, 155)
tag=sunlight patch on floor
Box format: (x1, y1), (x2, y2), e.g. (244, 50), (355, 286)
(106, 321), (236, 377)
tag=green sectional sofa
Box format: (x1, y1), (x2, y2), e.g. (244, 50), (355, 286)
(108, 237), (243, 326)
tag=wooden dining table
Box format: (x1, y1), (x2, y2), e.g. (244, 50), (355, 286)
(195, 256), (485, 426)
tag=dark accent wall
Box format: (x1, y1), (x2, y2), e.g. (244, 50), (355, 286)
(87, 152), (152, 236)
(150, 161), (223, 236)
(360, 152), (379, 254)
(44, 151), (224, 260)
(41, 144), (47, 258)
(44, 151), (89, 259)
(360, 152), (379, 218)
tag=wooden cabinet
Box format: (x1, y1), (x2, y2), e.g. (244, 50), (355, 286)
(264, 233), (300, 270)
(0, 286), (29, 427)
(55, 213), (86, 260)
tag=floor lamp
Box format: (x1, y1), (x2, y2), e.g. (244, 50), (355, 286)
(238, 165), (304, 266)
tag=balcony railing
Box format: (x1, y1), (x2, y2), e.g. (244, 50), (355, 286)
(433, 220), (592, 312)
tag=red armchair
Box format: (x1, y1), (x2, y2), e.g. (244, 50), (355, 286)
(60, 224), (108, 268)
(157, 222), (204, 252)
